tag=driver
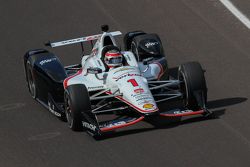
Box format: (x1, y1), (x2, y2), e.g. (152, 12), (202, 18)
(104, 50), (124, 69)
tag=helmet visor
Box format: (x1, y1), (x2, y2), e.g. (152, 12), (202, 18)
(105, 56), (123, 66)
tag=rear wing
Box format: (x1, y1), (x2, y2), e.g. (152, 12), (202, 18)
(45, 31), (122, 48)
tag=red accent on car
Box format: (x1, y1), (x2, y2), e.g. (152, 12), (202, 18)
(63, 69), (83, 89)
(134, 88), (144, 94)
(160, 109), (204, 117)
(105, 53), (122, 57)
(153, 62), (164, 80)
(127, 78), (139, 87)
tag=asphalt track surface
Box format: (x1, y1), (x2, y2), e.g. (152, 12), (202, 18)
(1, 0), (250, 167)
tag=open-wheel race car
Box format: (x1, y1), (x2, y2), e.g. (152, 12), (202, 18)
(24, 25), (213, 137)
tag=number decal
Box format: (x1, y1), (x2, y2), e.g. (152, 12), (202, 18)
(127, 79), (139, 87)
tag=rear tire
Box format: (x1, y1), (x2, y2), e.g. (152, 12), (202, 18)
(123, 31), (145, 50)
(26, 60), (37, 99)
(178, 62), (207, 110)
(64, 84), (91, 131)
(130, 40), (140, 61)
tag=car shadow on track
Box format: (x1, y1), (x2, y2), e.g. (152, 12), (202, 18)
(97, 97), (247, 140)
(207, 97), (247, 109)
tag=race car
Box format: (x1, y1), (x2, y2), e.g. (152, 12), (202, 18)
(24, 25), (212, 137)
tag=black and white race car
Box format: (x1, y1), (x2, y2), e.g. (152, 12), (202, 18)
(24, 25), (212, 137)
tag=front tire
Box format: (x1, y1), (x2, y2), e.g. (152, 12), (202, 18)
(178, 62), (207, 110)
(64, 84), (91, 131)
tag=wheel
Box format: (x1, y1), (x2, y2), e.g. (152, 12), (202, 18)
(130, 40), (140, 61)
(123, 30), (145, 50)
(178, 62), (207, 110)
(64, 84), (91, 131)
(26, 60), (37, 99)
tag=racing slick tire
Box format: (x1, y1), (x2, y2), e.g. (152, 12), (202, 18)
(64, 84), (91, 131)
(124, 30), (146, 51)
(25, 60), (37, 99)
(178, 62), (207, 110)
(130, 40), (140, 61)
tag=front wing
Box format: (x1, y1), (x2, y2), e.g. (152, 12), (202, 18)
(81, 80), (211, 136)
(81, 103), (207, 137)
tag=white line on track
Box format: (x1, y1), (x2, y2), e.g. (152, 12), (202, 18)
(219, 0), (250, 29)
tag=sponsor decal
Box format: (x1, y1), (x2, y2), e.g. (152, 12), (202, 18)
(136, 97), (153, 101)
(86, 35), (100, 41)
(113, 73), (128, 81)
(106, 121), (126, 128)
(113, 73), (141, 81)
(131, 94), (153, 102)
(82, 121), (96, 131)
(39, 58), (57, 66)
(138, 100), (152, 105)
(87, 86), (104, 90)
(128, 73), (141, 77)
(173, 110), (193, 114)
(51, 38), (87, 47)
(62, 38), (86, 45)
(143, 103), (154, 109)
(134, 88), (144, 94)
(131, 94), (150, 98)
(145, 42), (159, 48)
(48, 101), (61, 117)
(113, 67), (135, 74)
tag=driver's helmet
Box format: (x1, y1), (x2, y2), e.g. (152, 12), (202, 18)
(104, 50), (123, 68)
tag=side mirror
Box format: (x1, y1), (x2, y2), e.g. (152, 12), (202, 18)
(87, 67), (102, 74)
(143, 57), (154, 65)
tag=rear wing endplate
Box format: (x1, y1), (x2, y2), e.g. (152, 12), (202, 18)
(45, 31), (122, 48)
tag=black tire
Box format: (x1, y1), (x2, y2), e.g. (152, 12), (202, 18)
(130, 40), (140, 61)
(178, 62), (207, 110)
(26, 60), (37, 99)
(64, 84), (91, 131)
(123, 31), (145, 50)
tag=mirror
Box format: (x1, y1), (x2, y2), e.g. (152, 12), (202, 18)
(87, 67), (102, 74)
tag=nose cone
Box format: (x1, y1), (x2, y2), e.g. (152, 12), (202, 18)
(117, 86), (159, 114)
(108, 66), (159, 114)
